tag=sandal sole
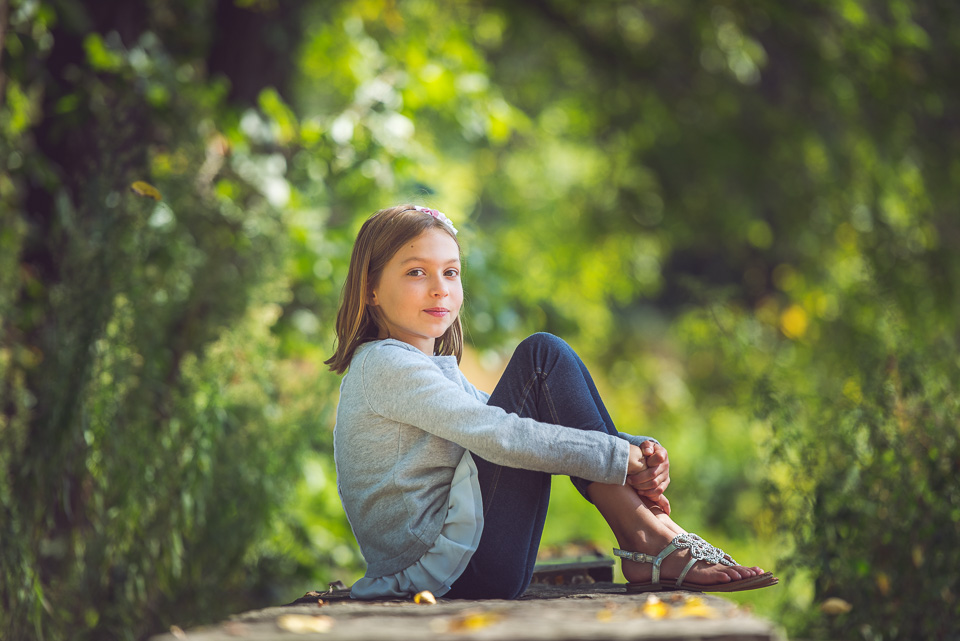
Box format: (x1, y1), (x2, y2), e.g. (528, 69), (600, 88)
(626, 572), (779, 594)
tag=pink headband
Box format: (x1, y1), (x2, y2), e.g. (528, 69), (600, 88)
(413, 205), (458, 235)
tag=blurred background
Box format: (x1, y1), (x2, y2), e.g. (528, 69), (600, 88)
(2, 0), (958, 639)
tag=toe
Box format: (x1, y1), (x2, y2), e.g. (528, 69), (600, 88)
(727, 566), (753, 581)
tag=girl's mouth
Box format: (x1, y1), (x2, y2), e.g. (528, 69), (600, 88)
(424, 308), (449, 317)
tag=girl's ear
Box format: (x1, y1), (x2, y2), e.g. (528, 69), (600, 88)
(367, 289), (379, 306)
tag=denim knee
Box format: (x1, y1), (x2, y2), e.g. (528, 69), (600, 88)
(517, 332), (570, 361)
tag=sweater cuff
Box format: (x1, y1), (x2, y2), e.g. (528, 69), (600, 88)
(612, 436), (631, 485)
(617, 432), (660, 448)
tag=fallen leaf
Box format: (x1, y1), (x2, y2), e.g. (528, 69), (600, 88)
(414, 590), (437, 605)
(820, 597), (853, 615)
(130, 181), (162, 200)
(170, 625), (186, 639)
(276, 614), (334, 634)
(595, 609), (614, 622)
(448, 610), (501, 632)
(327, 580), (347, 591)
(674, 596), (719, 619)
(641, 595), (670, 619)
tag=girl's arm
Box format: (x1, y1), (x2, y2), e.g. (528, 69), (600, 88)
(356, 342), (630, 485)
(456, 370), (491, 403)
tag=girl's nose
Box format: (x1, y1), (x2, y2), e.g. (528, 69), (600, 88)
(431, 277), (448, 298)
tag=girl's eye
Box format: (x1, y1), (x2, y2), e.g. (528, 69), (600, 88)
(445, 269), (460, 277)
(407, 269), (425, 276)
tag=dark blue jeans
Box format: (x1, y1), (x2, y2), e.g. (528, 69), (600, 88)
(445, 333), (621, 600)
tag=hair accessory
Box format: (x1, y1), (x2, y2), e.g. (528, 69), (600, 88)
(413, 205), (458, 235)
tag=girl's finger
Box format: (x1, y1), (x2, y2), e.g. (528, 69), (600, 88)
(629, 465), (667, 489)
(634, 476), (667, 494)
(657, 495), (671, 515)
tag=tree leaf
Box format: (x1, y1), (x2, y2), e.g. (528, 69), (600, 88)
(130, 181), (162, 201)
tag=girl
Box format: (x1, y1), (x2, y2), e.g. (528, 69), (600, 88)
(325, 204), (776, 600)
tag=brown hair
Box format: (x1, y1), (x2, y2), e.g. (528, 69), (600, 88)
(324, 205), (463, 374)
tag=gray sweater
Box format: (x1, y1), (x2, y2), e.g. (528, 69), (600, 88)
(333, 339), (637, 578)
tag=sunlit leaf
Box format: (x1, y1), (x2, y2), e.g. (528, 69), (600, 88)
(779, 304), (808, 339)
(130, 181), (162, 201)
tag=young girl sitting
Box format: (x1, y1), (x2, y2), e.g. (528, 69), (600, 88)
(325, 204), (777, 600)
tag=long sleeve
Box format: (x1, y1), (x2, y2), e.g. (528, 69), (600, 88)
(356, 341), (629, 485)
(334, 339), (631, 577)
(617, 431), (660, 448)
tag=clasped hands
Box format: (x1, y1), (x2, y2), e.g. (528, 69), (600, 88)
(626, 440), (671, 514)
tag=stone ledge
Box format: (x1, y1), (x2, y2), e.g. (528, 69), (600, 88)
(149, 583), (784, 641)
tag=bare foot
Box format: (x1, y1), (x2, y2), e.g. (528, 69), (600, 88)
(619, 531), (762, 587)
(638, 497), (764, 577)
(588, 483), (767, 588)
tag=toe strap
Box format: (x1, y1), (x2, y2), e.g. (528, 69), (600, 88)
(675, 533), (737, 566)
(675, 556), (699, 589)
(688, 534), (738, 566)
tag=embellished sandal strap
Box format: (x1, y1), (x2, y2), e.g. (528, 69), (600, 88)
(612, 548), (656, 564)
(675, 556), (699, 588)
(680, 533), (738, 567)
(688, 534), (738, 566)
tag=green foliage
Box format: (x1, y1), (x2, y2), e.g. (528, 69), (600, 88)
(757, 313), (960, 639)
(0, 0), (328, 638)
(4, 0), (960, 639)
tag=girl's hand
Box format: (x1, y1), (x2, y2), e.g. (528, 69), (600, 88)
(626, 440), (671, 513)
(627, 443), (649, 475)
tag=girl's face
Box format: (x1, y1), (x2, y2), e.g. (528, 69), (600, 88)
(369, 228), (463, 355)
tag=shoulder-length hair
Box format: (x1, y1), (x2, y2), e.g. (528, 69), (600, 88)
(324, 205), (463, 374)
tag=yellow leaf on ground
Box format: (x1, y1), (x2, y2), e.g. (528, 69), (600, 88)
(414, 590), (437, 605)
(674, 596), (719, 619)
(641, 595), (670, 619)
(275, 614), (334, 634)
(448, 610), (501, 632)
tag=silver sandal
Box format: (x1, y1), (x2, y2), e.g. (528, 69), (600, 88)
(614, 533), (778, 593)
